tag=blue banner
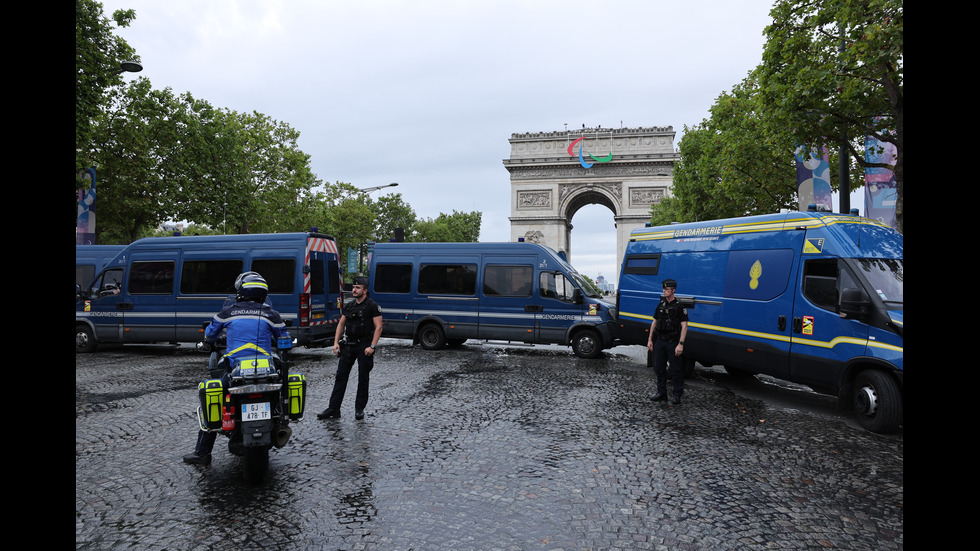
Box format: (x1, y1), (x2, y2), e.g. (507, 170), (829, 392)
(76, 168), (97, 245)
(347, 247), (358, 273)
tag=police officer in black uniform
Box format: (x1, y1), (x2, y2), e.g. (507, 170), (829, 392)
(647, 278), (689, 405)
(318, 277), (383, 421)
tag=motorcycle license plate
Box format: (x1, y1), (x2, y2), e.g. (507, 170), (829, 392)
(242, 402), (271, 421)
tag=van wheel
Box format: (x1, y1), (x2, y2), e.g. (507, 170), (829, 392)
(76, 325), (97, 353)
(571, 329), (602, 359)
(418, 324), (446, 350)
(852, 370), (902, 434)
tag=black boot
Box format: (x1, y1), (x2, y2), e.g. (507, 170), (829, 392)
(182, 452), (211, 465)
(317, 408), (340, 419)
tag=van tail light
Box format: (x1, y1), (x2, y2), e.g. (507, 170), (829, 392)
(299, 293), (311, 326)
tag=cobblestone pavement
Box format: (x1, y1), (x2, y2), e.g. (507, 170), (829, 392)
(76, 340), (903, 550)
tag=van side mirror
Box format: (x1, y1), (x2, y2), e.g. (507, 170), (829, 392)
(572, 288), (584, 304)
(839, 287), (871, 319)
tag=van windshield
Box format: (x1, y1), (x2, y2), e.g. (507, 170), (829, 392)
(569, 271), (602, 298)
(854, 258), (903, 307)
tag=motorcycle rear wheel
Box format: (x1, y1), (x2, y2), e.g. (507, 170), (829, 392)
(243, 446), (269, 483)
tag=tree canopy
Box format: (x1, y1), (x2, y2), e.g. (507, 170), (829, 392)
(758, 0), (903, 231)
(75, 0), (482, 249)
(658, 0), (902, 232)
(652, 74), (801, 225)
(76, 0), (137, 178)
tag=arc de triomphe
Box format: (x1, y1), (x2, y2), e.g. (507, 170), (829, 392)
(503, 126), (679, 279)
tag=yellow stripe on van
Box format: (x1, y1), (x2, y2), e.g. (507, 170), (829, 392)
(630, 215), (892, 242)
(687, 321), (903, 353)
(620, 313), (903, 354)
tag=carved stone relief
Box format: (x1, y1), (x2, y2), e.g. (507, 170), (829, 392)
(517, 190), (552, 210)
(630, 187), (667, 207)
(522, 230), (544, 243)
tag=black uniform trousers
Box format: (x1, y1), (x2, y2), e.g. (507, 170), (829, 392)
(652, 334), (684, 398)
(327, 341), (374, 411)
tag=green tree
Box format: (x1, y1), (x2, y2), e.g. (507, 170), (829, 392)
(299, 182), (376, 271)
(371, 193), (417, 243)
(413, 210), (482, 242)
(758, 0), (903, 231)
(172, 101), (319, 234)
(653, 75), (801, 226)
(89, 78), (186, 243)
(76, 0), (137, 177)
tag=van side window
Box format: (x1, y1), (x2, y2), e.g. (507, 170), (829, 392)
(252, 259), (295, 294)
(483, 265), (532, 297)
(623, 254), (660, 275)
(180, 260), (242, 294)
(90, 268), (124, 298)
(375, 264), (412, 293)
(419, 264), (476, 295)
(802, 259), (839, 311)
(129, 261), (175, 294)
(539, 272), (575, 302)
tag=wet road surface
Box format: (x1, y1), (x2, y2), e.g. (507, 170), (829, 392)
(76, 340), (903, 550)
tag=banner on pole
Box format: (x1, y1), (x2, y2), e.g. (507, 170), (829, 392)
(795, 146), (832, 212)
(864, 129), (898, 229)
(76, 168), (97, 245)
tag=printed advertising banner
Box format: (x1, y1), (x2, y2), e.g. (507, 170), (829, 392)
(76, 168), (97, 245)
(795, 147), (833, 212)
(865, 130), (898, 229)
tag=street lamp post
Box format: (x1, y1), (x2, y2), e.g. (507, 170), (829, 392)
(111, 60), (143, 75)
(351, 183), (397, 274)
(357, 182), (398, 194)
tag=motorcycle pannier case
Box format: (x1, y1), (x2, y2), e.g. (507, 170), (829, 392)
(287, 373), (306, 420)
(198, 379), (224, 430)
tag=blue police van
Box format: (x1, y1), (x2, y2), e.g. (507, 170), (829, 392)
(616, 212), (903, 433)
(368, 242), (618, 358)
(75, 232), (345, 352)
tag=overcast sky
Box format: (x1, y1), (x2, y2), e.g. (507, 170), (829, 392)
(99, 0), (788, 283)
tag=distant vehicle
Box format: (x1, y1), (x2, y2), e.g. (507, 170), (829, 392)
(75, 232), (344, 352)
(616, 212), (903, 433)
(368, 241), (618, 358)
(76, 245), (125, 288)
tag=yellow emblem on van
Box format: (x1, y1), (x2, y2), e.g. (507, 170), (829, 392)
(803, 238), (825, 254)
(749, 260), (762, 290)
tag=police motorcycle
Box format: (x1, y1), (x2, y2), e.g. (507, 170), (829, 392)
(195, 281), (307, 482)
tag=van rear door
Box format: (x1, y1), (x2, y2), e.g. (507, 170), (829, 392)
(299, 235), (343, 345)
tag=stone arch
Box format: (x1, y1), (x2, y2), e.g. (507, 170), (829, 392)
(504, 127), (679, 280)
(561, 183), (620, 219)
(558, 183), (621, 264)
